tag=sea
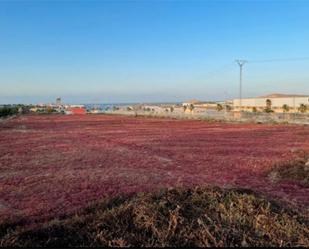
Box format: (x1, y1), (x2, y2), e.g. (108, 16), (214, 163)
(83, 102), (180, 111)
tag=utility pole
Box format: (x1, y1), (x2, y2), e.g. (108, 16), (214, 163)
(235, 60), (247, 111)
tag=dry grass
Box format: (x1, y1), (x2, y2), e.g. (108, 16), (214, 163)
(1, 187), (308, 247)
(268, 151), (309, 186)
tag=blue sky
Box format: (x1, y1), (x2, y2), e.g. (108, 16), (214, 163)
(1, 0), (309, 104)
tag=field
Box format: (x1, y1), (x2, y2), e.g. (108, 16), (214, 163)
(1, 114), (309, 227)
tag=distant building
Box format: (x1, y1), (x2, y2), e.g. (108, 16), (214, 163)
(182, 99), (202, 106)
(182, 100), (222, 109)
(233, 93), (309, 113)
(56, 97), (61, 106)
(66, 106), (87, 115)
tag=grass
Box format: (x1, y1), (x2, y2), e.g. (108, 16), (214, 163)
(268, 151), (309, 186)
(1, 187), (308, 247)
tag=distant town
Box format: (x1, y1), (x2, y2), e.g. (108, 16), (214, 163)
(1, 93), (308, 116)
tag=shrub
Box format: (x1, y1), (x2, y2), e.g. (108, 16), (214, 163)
(46, 107), (57, 113)
(216, 104), (223, 112)
(263, 107), (273, 113)
(1, 187), (308, 247)
(0, 106), (19, 118)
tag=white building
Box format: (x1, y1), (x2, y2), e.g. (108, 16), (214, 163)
(233, 93), (309, 113)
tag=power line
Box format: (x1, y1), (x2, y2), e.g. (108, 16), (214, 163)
(248, 57), (309, 63)
(202, 63), (234, 79)
(235, 60), (247, 111)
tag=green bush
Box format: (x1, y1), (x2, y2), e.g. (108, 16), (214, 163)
(0, 106), (19, 118)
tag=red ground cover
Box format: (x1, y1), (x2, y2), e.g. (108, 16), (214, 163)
(0, 114), (308, 224)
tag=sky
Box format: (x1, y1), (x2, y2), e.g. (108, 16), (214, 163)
(1, 0), (309, 104)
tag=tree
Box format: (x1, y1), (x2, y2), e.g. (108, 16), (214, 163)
(216, 104), (223, 112)
(46, 107), (56, 113)
(264, 99), (273, 113)
(298, 104), (307, 113)
(183, 105), (187, 112)
(0, 106), (19, 117)
(225, 105), (232, 112)
(252, 107), (258, 113)
(282, 104), (290, 113)
(188, 104), (195, 112)
(170, 106), (174, 113)
(266, 99), (272, 109)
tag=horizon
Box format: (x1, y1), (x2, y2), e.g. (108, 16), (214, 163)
(1, 0), (309, 104)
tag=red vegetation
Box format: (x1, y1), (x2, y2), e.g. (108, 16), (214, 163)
(0, 115), (308, 225)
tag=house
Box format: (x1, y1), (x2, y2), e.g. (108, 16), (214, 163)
(182, 100), (224, 110)
(182, 99), (203, 107)
(66, 106), (87, 115)
(233, 93), (309, 113)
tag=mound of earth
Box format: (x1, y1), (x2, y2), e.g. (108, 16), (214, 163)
(1, 187), (308, 247)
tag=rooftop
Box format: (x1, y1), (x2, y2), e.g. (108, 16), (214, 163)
(258, 93), (309, 98)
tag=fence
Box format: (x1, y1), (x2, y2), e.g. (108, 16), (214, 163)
(104, 109), (309, 125)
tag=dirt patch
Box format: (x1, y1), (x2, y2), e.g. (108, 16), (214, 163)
(0, 187), (308, 247)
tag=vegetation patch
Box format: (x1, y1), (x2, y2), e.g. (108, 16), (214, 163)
(268, 152), (309, 186)
(1, 187), (308, 247)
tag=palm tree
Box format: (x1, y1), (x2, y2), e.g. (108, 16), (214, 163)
(266, 99), (272, 108)
(216, 104), (223, 111)
(282, 104), (290, 113)
(188, 104), (195, 112)
(225, 105), (232, 112)
(264, 99), (273, 113)
(298, 104), (308, 113)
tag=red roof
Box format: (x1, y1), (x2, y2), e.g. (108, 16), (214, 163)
(69, 107), (86, 114)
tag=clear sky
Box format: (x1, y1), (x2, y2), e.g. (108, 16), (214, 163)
(1, 0), (309, 104)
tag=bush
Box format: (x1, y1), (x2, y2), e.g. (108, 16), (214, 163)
(1, 187), (308, 247)
(0, 106), (19, 118)
(46, 107), (57, 113)
(216, 104), (223, 112)
(263, 107), (274, 113)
